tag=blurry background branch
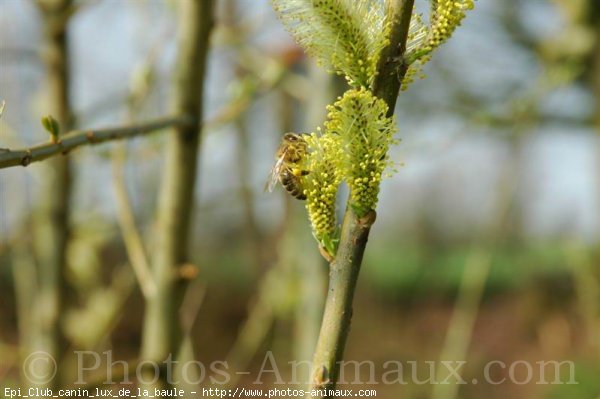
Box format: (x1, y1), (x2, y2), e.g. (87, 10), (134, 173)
(26, 0), (74, 389)
(139, 0), (215, 392)
(0, 115), (192, 169)
(110, 55), (162, 301)
(112, 146), (156, 299)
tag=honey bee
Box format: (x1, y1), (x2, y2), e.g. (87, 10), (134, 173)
(266, 133), (309, 200)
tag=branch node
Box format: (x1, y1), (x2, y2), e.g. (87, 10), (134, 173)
(85, 131), (95, 143)
(358, 209), (377, 227)
(312, 365), (330, 390)
(178, 263), (199, 281)
(318, 245), (336, 263)
(21, 151), (32, 167)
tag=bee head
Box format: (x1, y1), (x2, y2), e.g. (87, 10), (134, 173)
(283, 133), (301, 143)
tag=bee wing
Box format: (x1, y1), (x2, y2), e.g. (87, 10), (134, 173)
(264, 154), (285, 193)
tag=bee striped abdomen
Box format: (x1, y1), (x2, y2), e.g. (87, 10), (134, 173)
(280, 169), (307, 200)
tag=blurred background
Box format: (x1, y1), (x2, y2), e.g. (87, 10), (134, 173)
(0, 0), (599, 398)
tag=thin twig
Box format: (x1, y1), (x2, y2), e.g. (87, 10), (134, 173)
(110, 38), (161, 300)
(179, 279), (206, 338)
(431, 250), (491, 399)
(111, 144), (156, 299)
(565, 245), (600, 361)
(0, 115), (193, 169)
(10, 236), (37, 372)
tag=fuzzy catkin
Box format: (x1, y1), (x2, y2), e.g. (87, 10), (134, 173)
(272, 0), (390, 87)
(303, 131), (343, 243)
(403, 0), (475, 90)
(324, 88), (397, 214)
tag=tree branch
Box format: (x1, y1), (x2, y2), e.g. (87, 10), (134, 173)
(28, 0), (73, 390)
(372, 0), (415, 112)
(0, 115), (192, 169)
(140, 0), (215, 391)
(309, 0), (415, 396)
(112, 144), (156, 299)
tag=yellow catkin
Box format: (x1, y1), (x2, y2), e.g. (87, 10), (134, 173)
(403, 0), (474, 90)
(272, 0), (390, 87)
(323, 88), (397, 214)
(304, 132), (343, 240)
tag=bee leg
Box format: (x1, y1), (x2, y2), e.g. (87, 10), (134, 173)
(291, 168), (310, 177)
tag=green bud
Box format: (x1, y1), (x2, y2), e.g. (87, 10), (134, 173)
(41, 115), (61, 143)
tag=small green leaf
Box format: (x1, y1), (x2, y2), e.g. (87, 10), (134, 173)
(314, 229), (340, 259)
(41, 115), (60, 143)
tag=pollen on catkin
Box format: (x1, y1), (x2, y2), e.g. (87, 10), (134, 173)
(402, 0), (475, 90)
(303, 131), (343, 246)
(324, 88), (397, 215)
(272, 0), (390, 87)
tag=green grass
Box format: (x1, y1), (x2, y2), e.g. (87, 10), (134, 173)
(362, 239), (578, 300)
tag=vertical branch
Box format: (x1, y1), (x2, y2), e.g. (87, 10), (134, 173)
(566, 245), (600, 359)
(113, 59), (157, 301)
(28, 0), (73, 389)
(372, 0), (415, 112)
(592, 1), (600, 260)
(11, 238), (37, 374)
(309, 1), (414, 396)
(432, 250), (491, 399)
(588, 0), (600, 359)
(112, 145), (155, 299)
(140, 0), (214, 390)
